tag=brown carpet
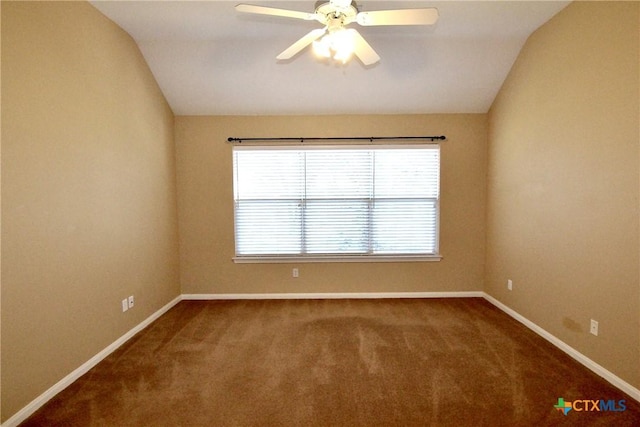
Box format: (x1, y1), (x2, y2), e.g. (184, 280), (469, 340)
(22, 298), (639, 426)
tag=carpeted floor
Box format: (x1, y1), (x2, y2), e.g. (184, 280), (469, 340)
(22, 298), (639, 426)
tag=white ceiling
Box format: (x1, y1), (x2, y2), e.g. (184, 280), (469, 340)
(90, 0), (570, 115)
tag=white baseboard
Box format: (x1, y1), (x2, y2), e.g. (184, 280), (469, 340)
(482, 293), (640, 402)
(2, 295), (182, 427)
(182, 291), (484, 300)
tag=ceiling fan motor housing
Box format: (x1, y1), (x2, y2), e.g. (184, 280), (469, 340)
(315, 1), (359, 28)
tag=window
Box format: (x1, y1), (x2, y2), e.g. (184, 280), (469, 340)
(232, 144), (440, 262)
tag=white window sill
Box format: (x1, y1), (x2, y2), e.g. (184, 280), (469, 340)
(233, 255), (442, 264)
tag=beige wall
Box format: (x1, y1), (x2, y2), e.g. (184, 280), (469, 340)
(176, 114), (487, 295)
(486, 1), (639, 389)
(1, 1), (180, 421)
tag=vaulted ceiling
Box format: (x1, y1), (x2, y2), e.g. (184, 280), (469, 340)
(90, 1), (570, 115)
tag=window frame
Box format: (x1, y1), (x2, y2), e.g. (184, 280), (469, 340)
(232, 144), (442, 263)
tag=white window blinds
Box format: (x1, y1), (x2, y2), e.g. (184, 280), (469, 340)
(233, 145), (440, 260)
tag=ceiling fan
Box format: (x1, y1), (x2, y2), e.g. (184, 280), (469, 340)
(236, 0), (439, 65)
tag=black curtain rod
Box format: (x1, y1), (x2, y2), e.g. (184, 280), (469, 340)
(227, 136), (446, 143)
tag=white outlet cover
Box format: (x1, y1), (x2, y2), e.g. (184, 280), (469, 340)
(122, 299), (128, 312)
(128, 296), (134, 309)
(590, 319), (598, 336)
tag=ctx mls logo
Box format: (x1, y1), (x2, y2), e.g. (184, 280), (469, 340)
(554, 398), (627, 415)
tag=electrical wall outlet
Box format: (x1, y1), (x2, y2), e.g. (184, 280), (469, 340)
(507, 279), (513, 291)
(590, 319), (599, 336)
(122, 299), (129, 312)
(128, 295), (134, 309)
(292, 268), (299, 278)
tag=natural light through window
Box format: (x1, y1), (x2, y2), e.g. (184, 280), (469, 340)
(232, 145), (440, 262)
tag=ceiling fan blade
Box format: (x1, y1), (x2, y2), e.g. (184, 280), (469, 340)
(277, 28), (327, 60)
(235, 4), (317, 21)
(356, 8), (439, 26)
(348, 29), (380, 66)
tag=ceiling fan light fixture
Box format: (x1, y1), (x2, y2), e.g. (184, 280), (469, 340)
(312, 28), (355, 63)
